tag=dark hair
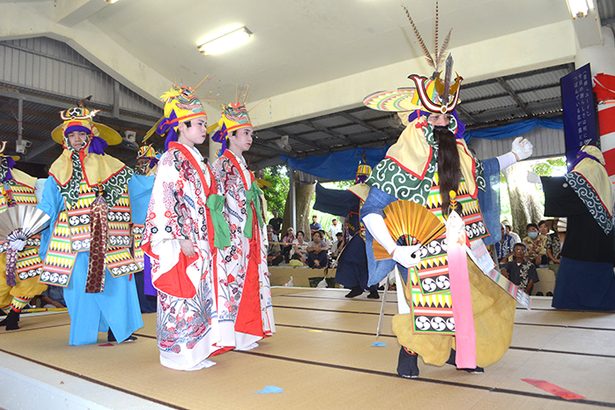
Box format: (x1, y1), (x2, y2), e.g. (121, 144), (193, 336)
(312, 231), (322, 239)
(336, 232), (343, 237)
(297, 230), (305, 237)
(332, 218), (337, 222)
(434, 126), (461, 215)
(538, 220), (548, 228)
(526, 223), (538, 230)
(513, 243), (527, 250)
(184, 120), (192, 128)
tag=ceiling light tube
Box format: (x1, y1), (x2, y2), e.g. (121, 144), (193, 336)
(197, 26), (253, 56)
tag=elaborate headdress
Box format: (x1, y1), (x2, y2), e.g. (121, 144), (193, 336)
(51, 106), (122, 153)
(362, 1), (463, 128)
(355, 157), (372, 184)
(135, 144), (160, 175)
(210, 85), (253, 155)
(156, 84), (207, 150)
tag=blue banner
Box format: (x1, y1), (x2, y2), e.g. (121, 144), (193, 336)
(560, 63), (598, 170)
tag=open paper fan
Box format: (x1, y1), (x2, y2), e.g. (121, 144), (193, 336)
(372, 200), (445, 260)
(0, 205), (50, 239)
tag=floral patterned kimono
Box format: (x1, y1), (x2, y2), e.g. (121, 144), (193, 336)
(212, 149), (275, 349)
(142, 142), (232, 370)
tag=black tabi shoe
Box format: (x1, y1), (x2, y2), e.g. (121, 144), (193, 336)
(367, 290), (380, 299)
(447, 349), (484, 373)
(345, 287), (363, 298)
(0, 310), (20, 330)
(108, 330), (138, 343)
(366, 285), (380, 299)
(397, 347), (420, 379)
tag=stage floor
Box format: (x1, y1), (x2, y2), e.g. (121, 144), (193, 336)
(1, 288), (615, 409)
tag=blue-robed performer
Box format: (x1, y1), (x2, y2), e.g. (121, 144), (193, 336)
(314, 161), (379, 298)
(539, 145), (615, 310)
(359, 4), (534, 379)
(128, 144), (160, 313)
(38, 106), (143, 345)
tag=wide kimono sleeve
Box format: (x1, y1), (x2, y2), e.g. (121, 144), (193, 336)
(361, 186), (399, 286)
(141, 151), (199, 298)
(541, 176), (585, 217)
(477, 157), (502, 245)
(128, 174), (155, 225)
(37, 177), (64, 260)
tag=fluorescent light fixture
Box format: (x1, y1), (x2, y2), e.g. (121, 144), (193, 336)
(197, 26), (253, 56)
(566, 0), (594, 19)
(105, 0), (120, 4)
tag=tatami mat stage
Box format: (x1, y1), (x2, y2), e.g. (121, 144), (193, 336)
(1, 288), (615, 409)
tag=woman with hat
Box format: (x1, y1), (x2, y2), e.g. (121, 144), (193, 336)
(38, 107), (142, 345)
(210, 102), (275, 351)
(141, 85), (232, 370)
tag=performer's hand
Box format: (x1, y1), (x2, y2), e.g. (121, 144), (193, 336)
(179, 239), (196, 258)
(392, 244), (422, 268)
(8, 238), (26, 252)
(511, 137), (533, 161)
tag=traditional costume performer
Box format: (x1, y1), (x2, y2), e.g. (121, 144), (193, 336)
(141, 85), (232, 370)
(38, 106), (143, 345)
(314, 161), (377, 298)
(361, 4), (533, 378)
(210, 102), (275, 351)
(541, 145), (615, 310)
(128, 144), (159, 313)
(0, 145), (47, 330)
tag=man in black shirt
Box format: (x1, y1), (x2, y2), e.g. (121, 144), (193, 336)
(502, 243), (539, 295)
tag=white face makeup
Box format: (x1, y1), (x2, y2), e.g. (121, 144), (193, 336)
(230, 127), (253, 154)
(178, 116), (208, 147)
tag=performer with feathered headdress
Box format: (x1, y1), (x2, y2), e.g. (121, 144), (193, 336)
(361, 2), (534, 378)
(210, 98), (275, 352)
(37, 106), (143, 345)
(141, 84), (233, 370)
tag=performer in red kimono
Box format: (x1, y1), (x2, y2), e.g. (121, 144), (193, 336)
(142, 85), (232, 370)
(210, 102), (275, 351)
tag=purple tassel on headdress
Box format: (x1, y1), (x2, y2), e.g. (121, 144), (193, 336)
(2, 157), (16, 182)
(451, 110), (466, 140)
(156, 111), (180, 151)
(88, 136), (108, 155)
(211, 123), (228, 156)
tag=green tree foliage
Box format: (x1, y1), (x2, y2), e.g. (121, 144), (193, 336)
(261, 165), (290, 218)
(532, 157), (567, 176)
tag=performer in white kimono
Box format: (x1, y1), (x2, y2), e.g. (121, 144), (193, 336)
(141, 85), (231, 370)
(210, 102), (275, 351)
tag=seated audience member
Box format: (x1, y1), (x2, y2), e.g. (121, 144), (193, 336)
(502, 243), (540, 295)
(281, 227), (295, 263)
(267, 225), (283, 266)
(268, 213), (284, 236)
(523, 223), (548, 266)
(307, 231), (330, 268)
(309, 215), (322, 238)
(540, 220), (561, 265)
(504, 223), (522, 244)
(40, 286), (66, 308)
(331, 232), (346, 259)
(495, 223), (515, 265)
(328, 218), (342, 240)
(291, 230), (309, 262)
